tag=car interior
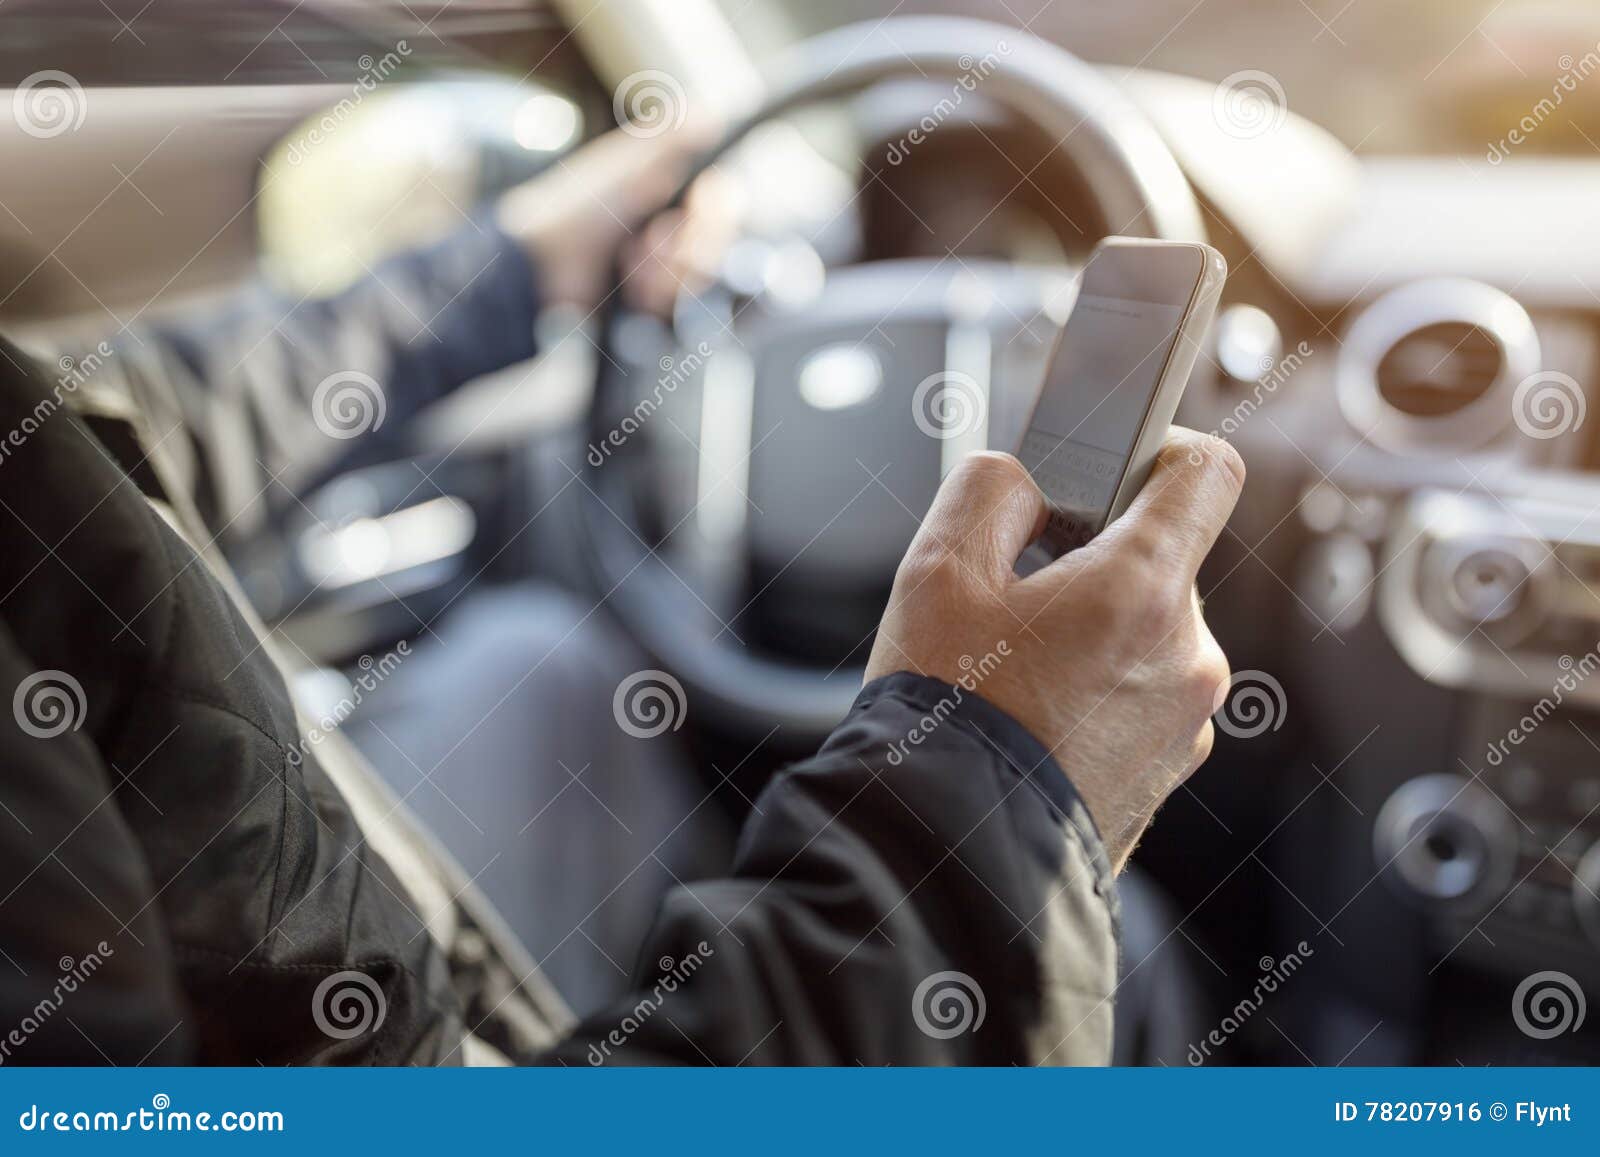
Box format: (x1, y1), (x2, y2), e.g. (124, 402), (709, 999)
(2, 0), (1598, 1065)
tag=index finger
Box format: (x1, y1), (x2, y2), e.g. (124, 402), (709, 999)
(903, 451), (1048, 590)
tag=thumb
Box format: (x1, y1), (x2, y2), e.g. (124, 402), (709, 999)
(1086, 427), (1245, 584)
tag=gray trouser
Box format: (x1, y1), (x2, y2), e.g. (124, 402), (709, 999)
(344, 584), (734, 1019)
(346, 582), (1202, 1054)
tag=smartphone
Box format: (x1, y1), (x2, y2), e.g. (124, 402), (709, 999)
(1015, 237), (1227, 558)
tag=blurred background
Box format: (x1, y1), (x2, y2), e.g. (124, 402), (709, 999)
(2, 0), (1599, 1065)
(737, 0), (1600, 157)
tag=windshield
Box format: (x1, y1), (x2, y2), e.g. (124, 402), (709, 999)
(722, 0), (1600, 157)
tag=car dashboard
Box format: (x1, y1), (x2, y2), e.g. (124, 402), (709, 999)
(854, 82), (1600, 1061)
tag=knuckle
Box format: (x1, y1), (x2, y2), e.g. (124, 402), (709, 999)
(1105, 522), (1166, 575)
(958, 450), (1033, 493)
(1189, 642), (1232, 711)
(1203, 648), (1232, 699)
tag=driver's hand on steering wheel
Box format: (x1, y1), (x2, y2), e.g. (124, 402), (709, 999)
(495, 119), (739, 315)
(864, 429), (1246, 874)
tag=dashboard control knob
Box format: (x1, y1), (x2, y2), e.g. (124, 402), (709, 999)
(1418, 536), (1549, 643)
(1446, 546), (1531, 625)
(1296, 532), (1373, 633)
(1374, 774), (1517, 907)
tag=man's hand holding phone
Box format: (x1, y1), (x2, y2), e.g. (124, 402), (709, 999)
(864, 431), (1244, 873)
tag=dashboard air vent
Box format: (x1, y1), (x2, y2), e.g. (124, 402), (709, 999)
(1337, 279), (1541, 454)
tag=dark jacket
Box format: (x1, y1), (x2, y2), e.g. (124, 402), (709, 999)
(0, 228), (1117, 1065)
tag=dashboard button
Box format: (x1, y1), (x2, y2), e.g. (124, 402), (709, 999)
(1374, 774), (1517, 908)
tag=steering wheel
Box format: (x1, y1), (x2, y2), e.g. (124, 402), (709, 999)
(580, 16), (1206, 746)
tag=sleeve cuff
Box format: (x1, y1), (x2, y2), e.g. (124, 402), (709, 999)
(374, 216), (544, 387)
(840, 671), (1119, 917)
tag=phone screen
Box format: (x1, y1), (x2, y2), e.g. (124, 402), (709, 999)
(1017, 246), (1203, 551)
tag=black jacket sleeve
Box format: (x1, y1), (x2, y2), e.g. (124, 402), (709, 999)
(61, 222), (542, 536)
(544, 673), (1121, 1066)
(0, 624), (191, 1066)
